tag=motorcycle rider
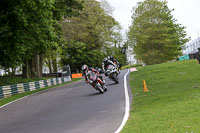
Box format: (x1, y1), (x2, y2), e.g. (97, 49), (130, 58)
(82, 65), (106, 90)
(102, 56), (120, 76)
(108, 55), (120, 69)
(102, 57), (119, 76)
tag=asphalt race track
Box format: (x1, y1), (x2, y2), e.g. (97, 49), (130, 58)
(0, 69), (131, 133)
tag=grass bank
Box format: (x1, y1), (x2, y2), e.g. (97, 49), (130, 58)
(121, 64), (142, 70)
(0, 78), (83, 107)
(122, 59), (200, 133)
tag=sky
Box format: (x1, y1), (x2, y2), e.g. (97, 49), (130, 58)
(106, 0), (200, 41)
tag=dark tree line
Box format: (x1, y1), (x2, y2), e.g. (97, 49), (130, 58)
(0, 0), (126, 77)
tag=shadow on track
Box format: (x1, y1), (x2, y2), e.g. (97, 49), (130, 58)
(106, 83), (117, 86)
(85, 92), (103, 97)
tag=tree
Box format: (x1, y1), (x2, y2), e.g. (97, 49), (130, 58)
(0, 0), (58, 78)
(100, 0), (113, 16)
(53, 0), (83, 20)
(43, 0), (83, 74)
(0, 0), (83, 77)
(60, 41), (105, 72)
(61, 0), (117, 49)
(60, 0), (124, 71)
(128, 0), (189, 65)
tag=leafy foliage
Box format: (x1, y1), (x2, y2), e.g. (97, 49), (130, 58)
(0, 0), (57, 70)
(61, 41), (104, 72)
(62, 0), (118, 49)
(0, 0), (125, 76)
(60, 0), (124, 71)
(53, 0), (83, 20)
(128, 0), (189, 65)
(0, 0), (83, 77)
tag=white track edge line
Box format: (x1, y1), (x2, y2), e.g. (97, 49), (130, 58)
(0, 90), (47, 109)
(114, 69), (130, 133)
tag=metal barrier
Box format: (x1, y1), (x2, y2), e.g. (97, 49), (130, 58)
(0, 76), (71, 99)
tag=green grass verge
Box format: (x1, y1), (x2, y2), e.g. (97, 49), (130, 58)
(0, 76), (52, 86)
(121, 59), (200, 133)
(121, 64), (142, 70)
(0, 78), (83, 107)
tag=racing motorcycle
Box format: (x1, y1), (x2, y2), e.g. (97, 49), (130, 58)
(106, 64), (119, 84)
(86, 71), (107, 93)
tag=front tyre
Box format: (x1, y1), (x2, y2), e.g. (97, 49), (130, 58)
(96, 82), (105, 93)
(113, 73), (119, 84)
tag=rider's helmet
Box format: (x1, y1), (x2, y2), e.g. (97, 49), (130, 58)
(82, 64), (88, 73)
(108, 55), (113, 60)
(103, 57), (108, 63)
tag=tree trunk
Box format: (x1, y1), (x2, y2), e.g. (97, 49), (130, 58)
(23, 54), (43, 78)
(11, 67), (16, 76)
(23, 60), (30, 78)
(39, 55), (43, 77)
(30, 59), (36, 78)
(34, 54), (40, 77)
(52, 55), (57, 73)
(47, 59), (52, 74)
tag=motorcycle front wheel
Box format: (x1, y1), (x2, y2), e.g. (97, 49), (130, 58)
(95, 82), (105, 93)
(112, 73), (119, 84)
